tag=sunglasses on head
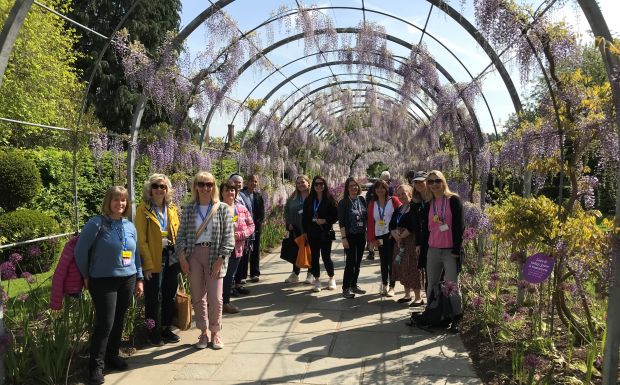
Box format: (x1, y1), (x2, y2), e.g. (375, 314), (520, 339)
(151, 183), (167, 190)
(427, 179), (442, 185)
(196, 181), (214, 188)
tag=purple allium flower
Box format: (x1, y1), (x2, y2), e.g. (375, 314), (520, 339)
(0, 261), (17, 280)
(502, 312), (511, 321)
(146, 318), (156, 330)
(21, 272), (35, 284)
(472, 296), (484, 309)
(28, 245), (42, 257)
(595, 355), (602, 369)
(463, 227), (477, 241)
(442, 281), (459, 297)
(506, 298), (516, 308)
(523, 354), (540, 371)
(489, 272), (499, 282)
(9, 253), (22, 264)
(16, 293), (28, 302)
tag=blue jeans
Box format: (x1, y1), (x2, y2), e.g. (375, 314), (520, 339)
(223, 253), (241, 304)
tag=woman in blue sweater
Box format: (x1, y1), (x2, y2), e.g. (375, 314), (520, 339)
(75, 186), (143, 385)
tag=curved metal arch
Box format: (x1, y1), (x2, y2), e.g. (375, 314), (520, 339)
(295, 92), (424, 135)
(201, 27), (485, 148)
(276, 72), (433, 126)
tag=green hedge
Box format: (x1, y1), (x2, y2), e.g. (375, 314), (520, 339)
(0, 209), (60, 274)
(0, 149), (42, 212)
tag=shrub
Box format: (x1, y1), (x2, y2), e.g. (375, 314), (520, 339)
(0, 149), (42, 211)
(0, 209), (60, 274)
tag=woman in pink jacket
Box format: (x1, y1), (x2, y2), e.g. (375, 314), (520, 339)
(220, 180), (254, 314)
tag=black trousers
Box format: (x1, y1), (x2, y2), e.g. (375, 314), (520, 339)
(308, 236), (334, 278)
(377, 234), (396, 287)
(342, 232), (366, 290)
(88, 274), (136, 371)
(237, 232), (261, 280)
(223, 253), (241, 304)
(249, 232), (261, 277)
(144, 249), (179, 329)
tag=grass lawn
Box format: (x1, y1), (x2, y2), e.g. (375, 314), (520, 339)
(3, 269), (54, 298)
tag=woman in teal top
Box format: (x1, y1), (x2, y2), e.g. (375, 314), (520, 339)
(75, 186), (143, 385)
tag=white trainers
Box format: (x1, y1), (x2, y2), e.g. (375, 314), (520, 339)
(285, 272), (299, 283)
(379, 284), (388, 296)
(387, 287), (395, 297)
(327, 277), (336, 290)
(304, 272), (314, 284)
(195, 334), (209, 349)
(312, 279), (322, 292)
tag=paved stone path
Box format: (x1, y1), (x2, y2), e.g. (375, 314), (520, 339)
(104, 240), (482, 385)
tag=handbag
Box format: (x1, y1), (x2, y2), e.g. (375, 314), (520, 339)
(279, 232), (298, 264)
(294, 234), (312, 268)
(173, 274), (192, 331)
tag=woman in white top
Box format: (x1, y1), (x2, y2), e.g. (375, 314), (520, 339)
(366, 179), (402, 296)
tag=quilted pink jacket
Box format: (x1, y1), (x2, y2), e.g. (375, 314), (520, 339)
(233, 202), (255, 257)
(50, 236), (84, 310)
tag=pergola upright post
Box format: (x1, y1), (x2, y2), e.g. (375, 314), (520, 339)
(127, 94), (147, 221)
(0, 0), (34, 89)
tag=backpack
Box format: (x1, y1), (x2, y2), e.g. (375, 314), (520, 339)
(410, 281), (455, 328)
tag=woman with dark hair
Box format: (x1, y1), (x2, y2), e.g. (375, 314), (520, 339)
(367, 179), (402, 297)
(302, 176), (338, 293)
(219, 181), (254, 314)
(284, 175), (313, 284)
(421, 170), (465, 333)
(337, 177), (368, 298)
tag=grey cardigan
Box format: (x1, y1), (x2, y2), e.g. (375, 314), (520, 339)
(175, 202), (235, 277)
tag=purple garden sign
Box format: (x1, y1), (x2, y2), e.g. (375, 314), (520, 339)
(522, 253), (554, 284)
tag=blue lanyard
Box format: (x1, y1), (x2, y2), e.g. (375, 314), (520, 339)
(377, 200), (387, 220)
(432, 197), (446, 222)
(112, 219), (128, 250)
(151, 203), (167, 231)
(313, 199), (321, 218)
(196, 203), (213, 222)
(396, 207), (405, 225)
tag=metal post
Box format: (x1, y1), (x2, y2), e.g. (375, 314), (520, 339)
(0, 0), (34, 89)
(127, 94), (147, 221)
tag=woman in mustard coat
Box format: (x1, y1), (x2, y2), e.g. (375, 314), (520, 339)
(135, 173), (181, 346)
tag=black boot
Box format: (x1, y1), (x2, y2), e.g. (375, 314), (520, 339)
(449, 314), (463, 334)
(88, 366), (105, 385)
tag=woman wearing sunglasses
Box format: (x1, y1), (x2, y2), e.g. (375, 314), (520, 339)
(367, 179), (402, 297)
(421, 170), (464, 333)
(175, 172), (234, 349)
(284, 175), (313, 284)
(135, 174), (180, 346)
(302, 176), (338, 292)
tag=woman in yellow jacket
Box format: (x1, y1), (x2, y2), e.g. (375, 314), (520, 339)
(135, 173), (181, 346)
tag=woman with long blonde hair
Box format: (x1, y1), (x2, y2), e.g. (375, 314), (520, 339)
(175, 172), (234, 349)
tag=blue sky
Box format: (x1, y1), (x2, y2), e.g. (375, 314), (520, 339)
(178, 0), (620, 138)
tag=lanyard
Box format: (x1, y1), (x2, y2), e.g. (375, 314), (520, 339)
(112, 219), (128, 250)
(196, 203), (213, 222)
(234, 203), (238, 217)
(396, 207), (405, 225)
(377, 199), (388, 220)
(349, 197), (360, 212)
(313, 199), (321, 218)
(151, 203), (167, 231)
(432, 197), (447, 223)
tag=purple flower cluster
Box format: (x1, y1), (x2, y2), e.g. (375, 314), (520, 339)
(442, 281), (459, 297)
(9, 253), (22, 264)
(21, 272), (35, 284)
(523, 354), (540, 371)
(471, 296), (484, 309)
(0, 261), (17, 280)
(146, 318), (156, 330)
(16, 293), (28, 302)
(28, 245), (42, 257)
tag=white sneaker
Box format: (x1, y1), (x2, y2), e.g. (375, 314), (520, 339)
(304, 272), (314, 284)
(285, 272), (299, 283)
(312, 279), (322, 292)
(380, 284), (388, 296)
(195, 334), (209, 349)
(387, 287), (395, 297)
(327, 277), (336, 290)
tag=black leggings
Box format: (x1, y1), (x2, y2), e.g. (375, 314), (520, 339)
(342, 232), (366, 290)
(308, 237), (334, 278)
(377, 234), (395, 287)
(143, 251), (179, 330)
(88, 275), (135, 371)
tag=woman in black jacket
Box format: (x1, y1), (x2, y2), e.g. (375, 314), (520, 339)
(420, 170), (465, 333)
(302, 176), (338, 293)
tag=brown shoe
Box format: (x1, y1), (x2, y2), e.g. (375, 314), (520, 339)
(223, 303), (240, 314)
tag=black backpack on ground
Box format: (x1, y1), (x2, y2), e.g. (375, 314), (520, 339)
(410, 281), (455, 328)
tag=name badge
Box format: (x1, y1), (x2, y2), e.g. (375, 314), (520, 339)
(298, 209), (303, 214)
(162, 238), (169, 248)
(356, 221), (364, 227)
(439, 224), (449, 232)
(378, 220), (385, 227)
(161, 230), (168, 238)
(121, 250), (132, 266)
(232, 215), (238, 223)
